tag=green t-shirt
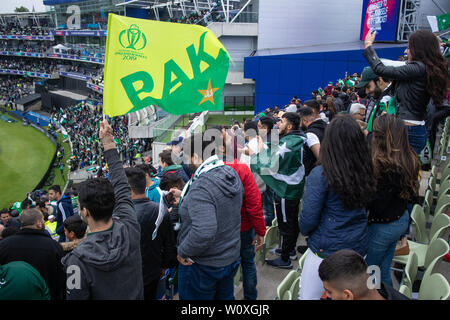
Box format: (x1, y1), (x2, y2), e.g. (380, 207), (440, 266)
(87, 222), (114, 237)
(367, 96), (396, 133)
(0, 261), (50, 300)
(10, 202), (22, 215)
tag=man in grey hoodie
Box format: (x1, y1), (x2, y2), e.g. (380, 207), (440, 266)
(62, 119), (144, 300)
(169, 132), (244, 300)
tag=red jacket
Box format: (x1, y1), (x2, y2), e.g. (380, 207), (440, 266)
(225, 160), (266, 237)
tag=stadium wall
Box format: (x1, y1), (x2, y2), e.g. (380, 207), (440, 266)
(244, 46), (407, 114)
(257, 0), (364, 51)
(61, 77), (91, 96)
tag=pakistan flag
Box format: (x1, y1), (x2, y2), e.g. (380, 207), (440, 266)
(251, 134), (306, 200)
(103, 14), (230, 117)
(427, 13), (450, 33)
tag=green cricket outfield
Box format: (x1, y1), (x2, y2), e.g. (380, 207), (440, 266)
(0, 115), (55, 209)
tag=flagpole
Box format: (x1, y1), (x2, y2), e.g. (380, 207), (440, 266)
(438, 30), (450, 37)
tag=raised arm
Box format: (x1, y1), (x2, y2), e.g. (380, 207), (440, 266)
(99, 119), (137, 226)
(363, 29), (425, 81)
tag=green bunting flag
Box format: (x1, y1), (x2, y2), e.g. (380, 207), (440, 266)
(427, 13), (450, 33)
(250, 134), (306, 200)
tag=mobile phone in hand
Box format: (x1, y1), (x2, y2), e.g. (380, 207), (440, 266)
(164, 192), (175, 206)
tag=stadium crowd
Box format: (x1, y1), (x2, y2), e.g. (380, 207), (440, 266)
(51, 102), (151, 172)
(0, 29), (449, 302)
(167, 1), (227, 26)
(0, 57), (57, 74)
(0, 40), (54, 54)
(0, 56), (103, 79)
(0, 24), (51, 36)
(0, 39), (104, 60)
(0, 76), (34, 107)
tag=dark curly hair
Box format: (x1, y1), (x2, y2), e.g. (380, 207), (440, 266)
(408, 30), (449, 106)
(320, 115), (376, 210)
(371, 114), (419, 200)
(77, 178), (115, 223)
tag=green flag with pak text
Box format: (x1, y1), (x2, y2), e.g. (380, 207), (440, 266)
(103, 14), (230, 117)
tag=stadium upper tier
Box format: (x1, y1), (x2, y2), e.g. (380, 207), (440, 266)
(0, 1), (257, 95)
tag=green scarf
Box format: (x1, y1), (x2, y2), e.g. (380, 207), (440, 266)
(179, 155), (224, 206)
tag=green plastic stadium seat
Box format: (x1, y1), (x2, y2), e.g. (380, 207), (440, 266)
(289, 276), (300, 300)
(277, 270), (299, 300)
(418, 273), (450, 300)
(399, 284), (412, 299)
(262, 225), (279, 263)
(433, 194), (450, 220)
(402, 252), (418, 290)
(421, 238), (449, 286)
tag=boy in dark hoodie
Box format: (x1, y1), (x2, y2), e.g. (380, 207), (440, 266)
(62, 119), (144, 300)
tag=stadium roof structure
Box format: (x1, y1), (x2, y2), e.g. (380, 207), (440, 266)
(0, 12), (52, 17)
(15, 93), (41, 106)
(116, 0), (242, 22)
(0, 11), (55, 27)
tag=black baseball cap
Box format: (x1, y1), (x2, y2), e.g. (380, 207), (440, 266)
(355, 67), (378, 88)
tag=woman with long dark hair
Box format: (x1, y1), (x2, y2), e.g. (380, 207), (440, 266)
(366, 114), (419, 286)
(364, 29), (449, 154)
(324, 97), (337, 121)
(298, 115), (376, 299)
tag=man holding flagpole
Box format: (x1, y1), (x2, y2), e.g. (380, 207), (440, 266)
(251, 112), (307, 269)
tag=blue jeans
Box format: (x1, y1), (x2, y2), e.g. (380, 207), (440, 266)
(240, 228), (257, 300)
(407, 124), (427, 155)
(178, 259), (240, 300)
(262, 186), (275, 227)
(365, 210), (410, 286)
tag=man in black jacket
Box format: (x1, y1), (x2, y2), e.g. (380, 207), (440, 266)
(0, 208), (65, 300)
(333, 87), (350, 113)
(318, 249), (409, 300)
(125, 167), (177, 300)
(299, 102), (327, 176)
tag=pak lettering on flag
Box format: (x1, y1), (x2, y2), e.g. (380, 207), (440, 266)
(103, 14), (230, 117)
(250, 134), (307, 201)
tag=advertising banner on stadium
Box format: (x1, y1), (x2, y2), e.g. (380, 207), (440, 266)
(103, 14), (230, 117)
(0, 51), (45, 58)
(0, 35), (54, 40)
(0, 51), (104, 64)
(47, 53), (104, 64)
(0, 69), (50, 78)
(60, 71), (91, 81)
(87, 82), (103, 93)
(360, 0), (400, 42)
(49, 30), (107, 37)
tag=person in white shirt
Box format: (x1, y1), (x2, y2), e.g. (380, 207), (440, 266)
(239, 120), (267, 167)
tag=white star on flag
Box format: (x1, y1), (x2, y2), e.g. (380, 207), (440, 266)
(276, 142), (291, 159)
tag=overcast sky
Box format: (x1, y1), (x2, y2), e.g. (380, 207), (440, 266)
(0, 0), (48, 14)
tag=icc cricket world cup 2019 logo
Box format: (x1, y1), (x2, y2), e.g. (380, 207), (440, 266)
(119, 24), (147, 51)
(116, 24), (148, 61)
